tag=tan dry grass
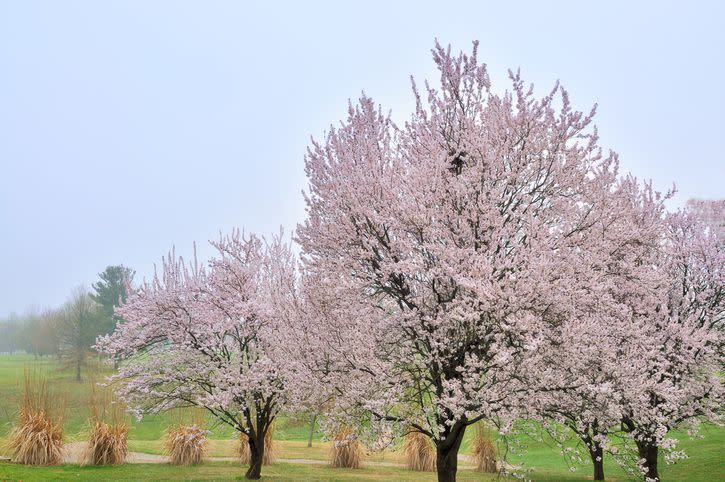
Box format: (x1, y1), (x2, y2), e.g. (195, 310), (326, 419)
(163, 424), (208, 465)
(83, 421), (128, 465)
(83, 377), (128, 465)
(329, 426), (364, 469)
(471, 423), (497, 473)
(9, 409), (64, 465)
(237, 422), (278, 466)
(402, 431), (436, 472)
(8, 370), (64, 466)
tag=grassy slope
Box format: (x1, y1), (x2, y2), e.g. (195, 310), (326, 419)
(0, 354), (723, 481)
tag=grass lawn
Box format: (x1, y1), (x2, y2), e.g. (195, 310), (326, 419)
(0, 354), (320, 442)
(0, 461), (588, 481)
(0, 354), (723, 481)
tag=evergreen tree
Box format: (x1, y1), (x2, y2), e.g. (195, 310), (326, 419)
(90, 265), (135, 334)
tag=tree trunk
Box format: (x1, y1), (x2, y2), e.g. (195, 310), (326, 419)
(75, 357), (82, 382)
(244, 431), (265, 480)
(588, 442), (605, 481)
(307, 414), (317, 448)
(435, 422), (467, 482)
(636, 440), (659, 482)
(580, 425), (606, 481)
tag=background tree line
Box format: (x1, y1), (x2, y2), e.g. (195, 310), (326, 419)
(0, 265), (134, 381)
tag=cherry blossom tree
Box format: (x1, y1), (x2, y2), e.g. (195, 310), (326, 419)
(686, 198), (724, 243)
(97, 230), (299, 480)
(617, 200), (724, 482)
(296, 41), (625, 482)
(534, 177), (671, 481)
(535, 192), (723, 482)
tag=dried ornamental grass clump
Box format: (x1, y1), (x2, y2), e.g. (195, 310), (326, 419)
(471, 423), (498, 473)
(83, 379), (128, 465)
(9, 409), (64, 465)
(236, 430), (250, 464)
(83, 421), (129, 466)
(237, 423), (278, 466)
(9, 371), (64, 466)
(402, 431), (436, 472)
(164, 424), (209, 465)
(329, 426), (363, 469)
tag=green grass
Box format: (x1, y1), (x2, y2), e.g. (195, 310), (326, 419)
(0, 355), (320, 442)
(0, 353), (723, 481)
(0, 461), (584, 481)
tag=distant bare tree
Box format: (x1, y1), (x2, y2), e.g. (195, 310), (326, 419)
(0, 313), (23, 354)
(26, 308), (61, 358)
(58, 287), (105, 381)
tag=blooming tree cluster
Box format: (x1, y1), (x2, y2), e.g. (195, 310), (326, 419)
(99, 41), (723, 482)
(97, 231), (298, 479)
(295, 41), (724, 482)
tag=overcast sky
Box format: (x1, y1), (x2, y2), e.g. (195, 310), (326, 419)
(1, 1), (723, 317)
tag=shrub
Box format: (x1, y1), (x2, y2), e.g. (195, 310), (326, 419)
(402, 431), (436, 471)
(329, 426), (363, 468)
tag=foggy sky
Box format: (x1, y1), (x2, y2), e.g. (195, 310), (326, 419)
(1, 0), (723, 317)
